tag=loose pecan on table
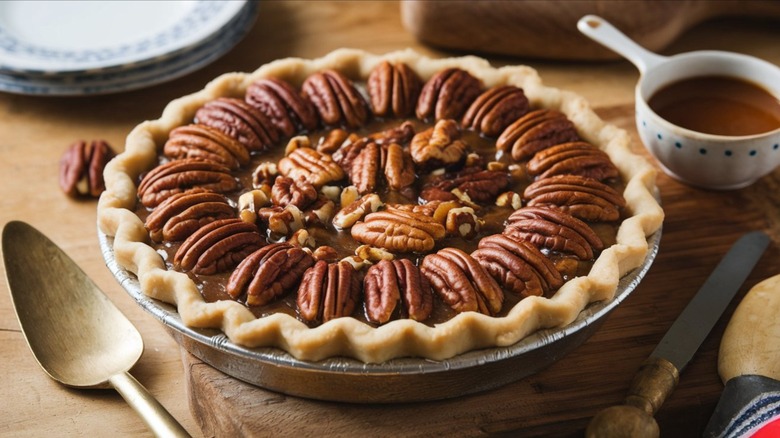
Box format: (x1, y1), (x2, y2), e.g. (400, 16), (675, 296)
(410, 119), (468, 169)
(461, 85), (530, 137)
(416, 68), (482, 121)
(363, 259), (433, 324)
(277, 146), (345, 188)
(245, 77), (319, 137)
(302, 69), (369, 129)
(145, 188), (234, 243)
(194, 97), (280, 153)
(526, 141), (620, 182)
(162, 124), (249, 170)
(420, 247), (504, 315)
(523, 174), (626, 222)
(368, 61), (423, 118)
(297, 260), (362, 324)
(137, 158), (240, 208)
(504, 206), (603, 260)
(351, 209), (445, 253)
(59, 139), (116, 198)
(173, 218), (264, 275)
(496, 109), (580, 161)
(227, 242), (315, 307)
(472, 234), (563, 298)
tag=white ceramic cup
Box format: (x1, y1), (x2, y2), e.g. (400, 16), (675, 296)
(578, 15), (780, 190)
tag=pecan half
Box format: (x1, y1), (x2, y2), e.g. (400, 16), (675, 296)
(347, 140), (381, 194)
(416, 68), (482, 121)
(297, 260), (361, 324)
(462, 85), (530, 137)
(59, 139), (115, 198)
(271, 175), (318, 209)
(496, 109), (580, 161)
(410, 119), (468, 168)
(504, 206), (603, 260)
(195, 97), (280, 153)
(173, 218), (264, 275)
(301, 69), (369, 129)
(367, 61), (423, 118)
(523, 174), (626, 222)
(163, 124), (249, 170)
(351, 209), (445, 253)
(227, 242), (315, 307)
(363, 259), (433, 324)
(420, 247), (503, 315)
(526, 141), (620, 181)
(278, 147), (345, 187)
(137, 158), (240, 208)
(420, 167), (510, 204)
(383, 142), (416, 191)
(245, 77), (319, 137)
(145, 188), (234, 242)
(473, 234), (563, 298)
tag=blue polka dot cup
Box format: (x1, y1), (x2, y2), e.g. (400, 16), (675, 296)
(578, 15), (780, 190)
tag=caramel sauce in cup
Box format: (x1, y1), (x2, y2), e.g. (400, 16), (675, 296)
(579, 15), (780, 190)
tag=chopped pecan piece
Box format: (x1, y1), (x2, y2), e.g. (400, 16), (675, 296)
(496, 109), (580, 161)
(194, 97), (280, 152)
(527, 141), (619, 181)
(245, 77), (319, 137)
(504, 206), (603, 260)
(278, 147), (345, 187)
(137, 158), (240, 208)
(416, 68), (482, 121)
(352, 209), (445, 253)
(367, 61), (423, 118)
(332, 193), (383, 229)
(420, 167), (510, 204)
(59, 139), (115, 198)
(445, 206), (480, 239)
(271, 176), (318, 209)
(363, 259), (433, 324)
(473, 234), (563, 298)
(145, 188), (234, 243)
(297, 260), (361, 324)
(369, 121), (416, 146)
(311, 245), (339, 263)
(227, 242), (315, 306)
(410, 119), (468, 168)
(523, 174), (626, 222)
(316, 128), (359, 154)
(173, 218), (264, 275)
(256, 205), (304, 237)
(462, 85), (530, 137)
(302, 69), (369, 129)
(420, 247), (503, 315)
(163, 124), (249, 170)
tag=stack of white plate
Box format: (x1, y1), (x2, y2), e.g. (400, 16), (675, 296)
(0, 0), (256, 96)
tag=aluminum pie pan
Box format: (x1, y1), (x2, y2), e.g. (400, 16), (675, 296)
(99, 227), (660, 403)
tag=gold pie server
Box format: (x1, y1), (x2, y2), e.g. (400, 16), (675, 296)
(2, 221), (190, 437)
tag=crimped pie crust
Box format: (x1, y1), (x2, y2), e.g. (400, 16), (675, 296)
(97, 48), (664, 363)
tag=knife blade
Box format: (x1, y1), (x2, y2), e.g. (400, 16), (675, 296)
(585, 231), (770, 438)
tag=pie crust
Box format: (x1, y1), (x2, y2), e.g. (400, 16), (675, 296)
(97, 48), (664, 363)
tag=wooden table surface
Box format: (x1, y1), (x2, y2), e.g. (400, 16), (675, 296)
(1, 2), (779, 437)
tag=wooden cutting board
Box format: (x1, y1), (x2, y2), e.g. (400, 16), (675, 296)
(181, 106), (780, 437)
(400, 1), (780, 60)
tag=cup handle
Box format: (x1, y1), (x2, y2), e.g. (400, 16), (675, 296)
(577, 15), (666, 74)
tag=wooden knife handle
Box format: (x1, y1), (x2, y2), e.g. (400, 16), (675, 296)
(586, 357), (680, 438)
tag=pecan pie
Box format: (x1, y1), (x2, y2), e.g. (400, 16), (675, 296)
(98, 49), (663, 363)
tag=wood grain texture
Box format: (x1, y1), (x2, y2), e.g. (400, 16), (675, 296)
(1, 2), (778, 437)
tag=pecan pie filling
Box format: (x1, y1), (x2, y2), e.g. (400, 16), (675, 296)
(135, 61), (626, 329)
